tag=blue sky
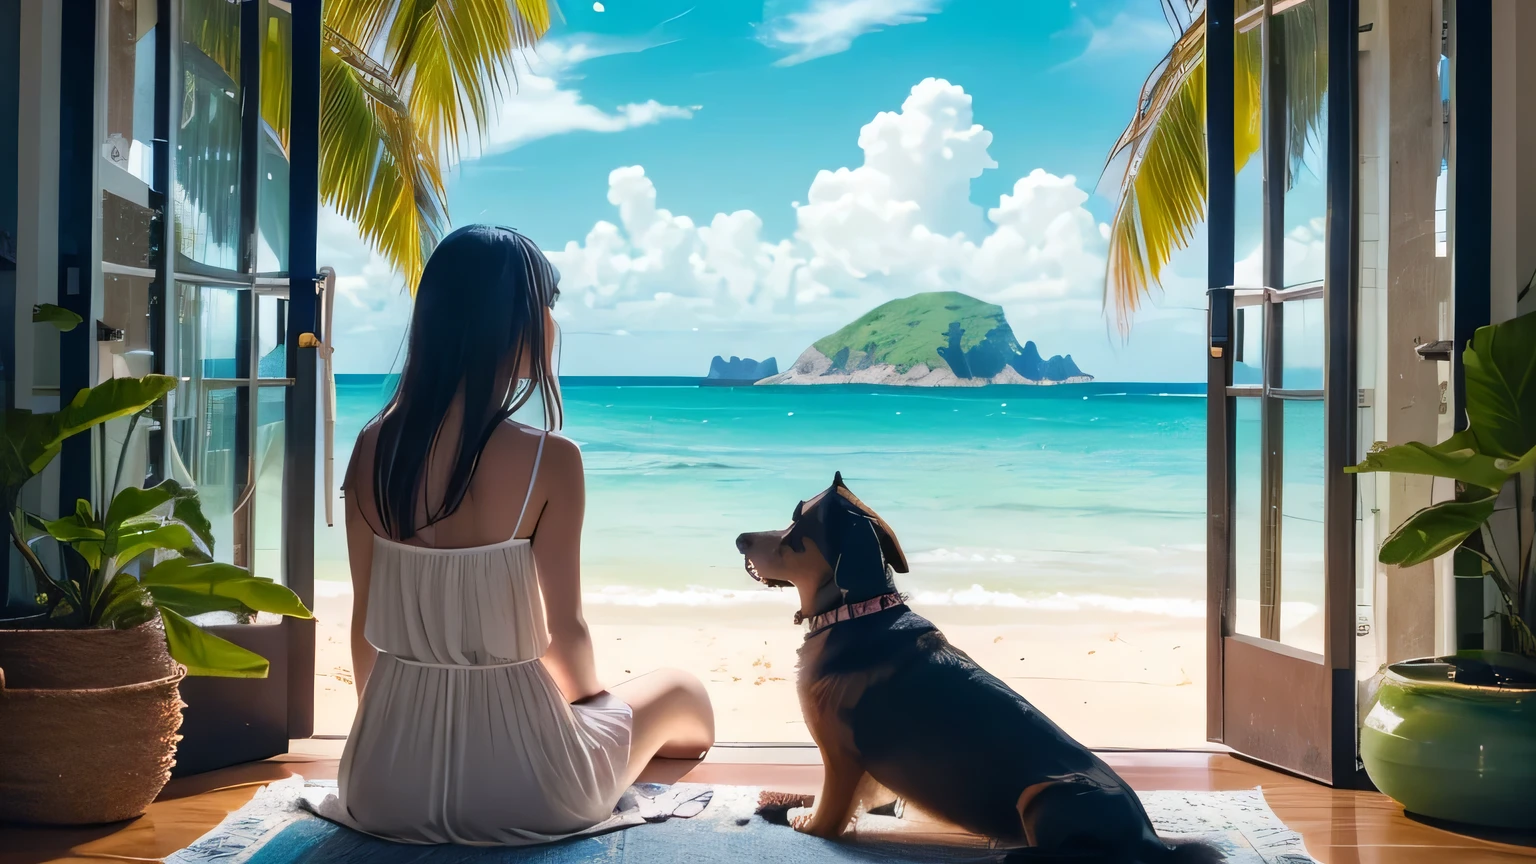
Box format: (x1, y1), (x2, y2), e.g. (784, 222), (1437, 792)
(323, 0), (1228, 380)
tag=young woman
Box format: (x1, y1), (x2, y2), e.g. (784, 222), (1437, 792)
(326, 225), (715, 845)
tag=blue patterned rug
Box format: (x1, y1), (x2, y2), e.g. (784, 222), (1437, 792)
(166, 778), (1317, 863)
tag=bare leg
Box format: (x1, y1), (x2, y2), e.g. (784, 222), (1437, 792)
(609, 668), (716, 789)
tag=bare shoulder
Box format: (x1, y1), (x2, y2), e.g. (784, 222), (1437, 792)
(345, 419), (383, 489)
(483, 423), (581, 476)
(539, 432), (583, 476)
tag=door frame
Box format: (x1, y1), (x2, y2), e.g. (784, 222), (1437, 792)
(1205, 0), (1366, 787)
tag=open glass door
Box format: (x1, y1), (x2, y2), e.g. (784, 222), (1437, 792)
(1206, 0), (1362, 785)
(156, 0), (310, 774)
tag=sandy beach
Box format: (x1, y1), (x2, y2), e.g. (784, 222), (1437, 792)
(311, 583), (1210, 748)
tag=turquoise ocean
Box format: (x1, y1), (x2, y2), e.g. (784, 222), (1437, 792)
(315, 377), (1324, 624)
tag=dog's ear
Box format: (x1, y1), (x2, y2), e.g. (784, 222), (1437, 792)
(827, 477), (908, 576)
(868, 514), (908, 574)
(792, 500), (804, 521)
(831, 512), (898, 603)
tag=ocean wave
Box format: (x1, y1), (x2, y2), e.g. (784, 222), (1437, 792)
(582, 586), (799, 607)
(907, 545), (1200, 566)
(976, 502), (1204, 519)
(313, 579), (1217, 618)
(907, 586), (1206, 618)
(909, 548), (1021, 565)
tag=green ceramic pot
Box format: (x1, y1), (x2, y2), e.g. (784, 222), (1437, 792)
(1360, 651), (1536, 830)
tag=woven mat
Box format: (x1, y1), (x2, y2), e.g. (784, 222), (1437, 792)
(166, 777), (1317, 863)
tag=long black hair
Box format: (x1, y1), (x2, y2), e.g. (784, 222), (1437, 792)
(371, 225), (562, 540)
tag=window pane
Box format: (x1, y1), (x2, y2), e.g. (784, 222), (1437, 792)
(102, 0), (157, 184)
(254, 382), (285, 584)
(1233, 12), (1265, 289)
(1278, 0), (1328, 289)
(1279, 296), (1324, 390)
(173, 283), (245, 565)
(257, 0), (291, 275)
(258, 293), (286, 378)
(1234, 397), (1263, 639)
(175, 0), (242, 271)
(1280, 399), (1325, 654)
(1234, 304), (1265, 385)
(174, 386), (240, 565)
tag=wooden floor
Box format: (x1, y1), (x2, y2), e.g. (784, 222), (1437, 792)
(2, 744), (1533, 864)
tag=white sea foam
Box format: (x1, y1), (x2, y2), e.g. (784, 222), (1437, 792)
(909, 548), (1020, 564)
(908, 586), (1207, 618)
(311, 580), (1223, 618)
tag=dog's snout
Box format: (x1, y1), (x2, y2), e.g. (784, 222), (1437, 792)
(735, 533), (751, 554)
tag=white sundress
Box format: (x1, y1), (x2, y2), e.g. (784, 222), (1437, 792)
(315, 433), (634, 845)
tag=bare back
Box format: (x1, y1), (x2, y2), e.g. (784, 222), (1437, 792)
(347, 406), (550, 548)
(343, 405), (596, 703)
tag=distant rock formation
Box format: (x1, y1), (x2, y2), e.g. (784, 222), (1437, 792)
(758, 292), (1091, 387)
(706, 355), (778, 382)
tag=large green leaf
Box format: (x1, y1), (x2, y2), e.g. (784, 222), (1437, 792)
(5, 377), (178, 483)
(159, 606), (271, 678)
(1347, 430), (1512, 491)
(1462, 312), (1536, 461)
(1496, 442), (1536, 475)
(44, 515), (105, 543)
(0, 410), (61, 492)
(143, 559), (312, 619)
(106, 483), (179, 529)
(32, 303), (82, 331)
(105, 480), (214, 554)
(93, 573), (158, 629)
(51, 376), (178, 449)
(172, 488), (216, 555)
(113, 523), (196, 569)
(146, 584), (249, 618)
(1380, 498), (1498, 568)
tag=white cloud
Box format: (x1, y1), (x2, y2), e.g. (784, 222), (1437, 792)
(1056, 10), (1175, 69)
(1234, 217), (1328, 290)
(462, 36), (696, 160)
(759, 0), (947, 66)
(317, 206), (414, 374)
(549, 78), (1117, 341)
(332, 76), (1214, 381)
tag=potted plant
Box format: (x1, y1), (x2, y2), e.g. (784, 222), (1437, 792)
(0, 305), (312, 825)
(1348, 309), (1536, 830)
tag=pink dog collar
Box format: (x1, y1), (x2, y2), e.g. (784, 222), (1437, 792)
(797, 592), (906, 637)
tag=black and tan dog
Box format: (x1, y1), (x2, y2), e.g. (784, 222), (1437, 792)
(736, 474), (1220, 863)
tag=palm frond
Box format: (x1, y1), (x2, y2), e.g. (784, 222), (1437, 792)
(1101, 0), (1328, 332)
(319, 44), (448, 291)
(183, 0), (552, 291)
(325, 0), (398, 53)
(262, 3), (293, 154)
(1276, 0), (1329, 184)
(385, 0), (553, 156)
(1101, 14), (1208, 333)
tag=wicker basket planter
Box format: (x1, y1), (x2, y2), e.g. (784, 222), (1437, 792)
(0, 619), (186, 825)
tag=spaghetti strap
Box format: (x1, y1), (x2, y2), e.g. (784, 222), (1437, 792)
(514, 432), (547, 534)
